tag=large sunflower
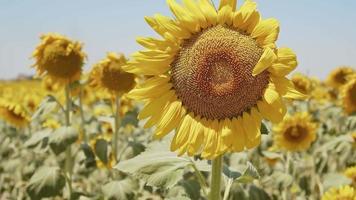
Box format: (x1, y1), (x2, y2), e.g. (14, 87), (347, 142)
(273, 112), (317, 152)
(341, 75), (356, 115)
(32, 33), (86, 84)
(89, 52), (136, 96)
(326, 66), (355, 89)
(322, 185), (355, 200)
(125, 0), (305, 159)
(0, 99), (30, 128)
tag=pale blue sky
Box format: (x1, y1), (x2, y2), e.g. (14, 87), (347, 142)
(0, 0), (355, 79)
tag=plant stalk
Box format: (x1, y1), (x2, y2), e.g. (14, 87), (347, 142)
(64, 84), (73, 199)
(112, 95), (121, 161)
(210, 155), (223, 200)
(78, 84), (87, 143)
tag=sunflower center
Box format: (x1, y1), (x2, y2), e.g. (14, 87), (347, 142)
(171, 25), (269, 120)
(284, 125), (307, 142)
(101, 65), (135, 94)
(42, 41), (82, 79)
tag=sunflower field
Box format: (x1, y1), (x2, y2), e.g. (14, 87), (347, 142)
(0, 0), (355, 200)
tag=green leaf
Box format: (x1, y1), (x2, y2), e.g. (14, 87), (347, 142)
(94, 139), (109, 164)
(49, 126), (78, 155)
(248, 185), (271, 200)
(102, 179), (138, 200)
(81, 143), (97, 168)
(32, 95), (59, 120)
(323, 173), (352, 190)
(114, 142), (191, 189)
(26, 167), (66, 199)
(121, 109), (139, 127)
(235, 162), (260, 183)
(260, 122), (269, 135)
(25, 129), (51, 149)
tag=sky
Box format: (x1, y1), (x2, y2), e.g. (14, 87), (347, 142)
(0, 0), (355, 80)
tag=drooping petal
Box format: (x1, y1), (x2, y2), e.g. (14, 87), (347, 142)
(257, 97), (286, 123)
(138, 91), (175, 120)
(251, 18), (280, 48)
(127, 76), (171, 100)
(252, 48), (277, 76)
(270, 76), (308, 99)
(268, 48), (298, 76)
(230, 117), (246, 152)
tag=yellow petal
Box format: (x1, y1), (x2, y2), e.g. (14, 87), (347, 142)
(257, 98), (286, 123)
(218, 5), (233, 25)
(270, 76), (307, 99)
(219, 0), (237, 11)
(263, 84), (280, 104)
(268, 48), (298, 76)
(138, 91), (174, 119)
(167, 0), (199, 33)
(187, 118), (205, 156)
(230, 117), (246, 152)
(198, 0), (218, 26)
(127, 76), (171, 100)
(242, 111), (260, 142)
(251, 18), (280, 48)
(233, 0), (260, 33)
(252, 48), (277, 76)
(153, 14), (191, 39)
(183, 0), (209, 29)
(154, 100), (186, 139)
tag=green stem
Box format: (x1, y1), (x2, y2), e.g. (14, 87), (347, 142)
(223, 179), (233, 200)
(210, 155), (223, 200)
(78, 85), (87, 143)
(64, 84), (73, 199)
(112, 95), (120, 161)
(190, 161), (208, 197)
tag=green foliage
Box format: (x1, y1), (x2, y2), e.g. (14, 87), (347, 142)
(49, 126), (78, 155)
(32, 95), (60, 120)
(26, 167), (66, 200)
(102, 179), (138, 200)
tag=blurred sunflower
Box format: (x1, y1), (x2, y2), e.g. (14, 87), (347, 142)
(344, 166), (356, 183)
(273, 112), (317, 152)
(341, 75), (356, 114)
(0, 99), (30, 128)
(41, 76), (61, 94)
(23, 94), (41, 113)
(32, 33), (86, 84)
(89, 136), (116, 169)
(322, 185), (355, 200)
(125, 0), (305, 158)
(326, 66), (355, 89)
(291, 73), (312, 95)
(89, 52), (136, 97)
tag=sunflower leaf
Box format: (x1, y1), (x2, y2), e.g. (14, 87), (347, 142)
(26, 167), (66, 199)
(94, 139), (109, 164)
(25, 129), (51, 149)
(31, 95), (60, 120)
(102, 179), (138, 200)
(260, 122), (269, 135)
(114, 142), (191, 189)
(235, 162), (260, 183)
(49, 126), (78, 155)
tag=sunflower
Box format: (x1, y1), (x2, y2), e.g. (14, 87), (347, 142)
(42, 118), (61, 129)
(124, 0), (305, 158)
(326, 66), (355, 89)
(32, 33), (86, 84)
(0, 99), (30, 128)
(345, 166), (356, 183)
(41, 76), (62, 94)
(341, 75), (356, 115)
(273, 112), (317, 152)
(89, 52), (136, 96)
(23, 94), (41, 113)
(291, 73), (312, 95)
(322, 185), (356, 200)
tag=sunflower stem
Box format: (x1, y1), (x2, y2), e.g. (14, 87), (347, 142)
(112, 95), (121, 161)
(64, 84), (73, 199)
(78, 84), (88, 143)
(210, 155), (223, 200)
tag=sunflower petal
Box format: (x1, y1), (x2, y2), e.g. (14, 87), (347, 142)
(269, 48), (298, 76)
(218, 5), (234, 25)
(138, 91), (174, 119)
(271, 76), (307, 99)
(233, 0), (260, 33)
(198, 0), (218, 26)
(183, 0), (209, 29)
(252, 18), (280, 48)
(252, 48), (277, 76)
(219, 0), (237, 11)
(167, 0), (199, 33)
(230, 117), (246, 152)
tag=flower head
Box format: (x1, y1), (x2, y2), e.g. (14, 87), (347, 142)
(125, 0), (305, 159)
(291, 73), (312, 95)
(89, 52), (136, 96)
(273, 112), (317, 152)
(326, 66), (355, 89)
(341, 75), (356, 115)
(0, 99), (30, 128)
(32, 33), (86, 84)
(322, 185), (355, 200)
